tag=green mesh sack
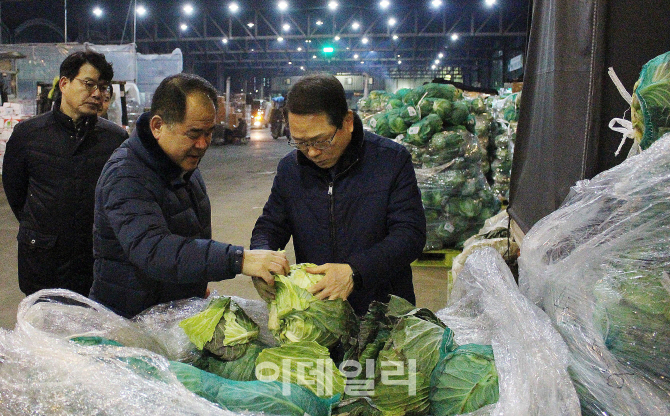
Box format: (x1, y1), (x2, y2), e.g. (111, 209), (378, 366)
(631, 51), (670, 150)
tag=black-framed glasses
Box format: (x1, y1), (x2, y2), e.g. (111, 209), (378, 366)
(74, 78), (111, 96)
(287, 128), (339, 151)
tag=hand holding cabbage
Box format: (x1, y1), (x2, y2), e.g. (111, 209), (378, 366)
(306, 263), (355, 301)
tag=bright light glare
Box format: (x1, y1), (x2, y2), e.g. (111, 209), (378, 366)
(485, 0), (497, 6)
(388, 17), (396, 26)
(397, 60), (402, 64)
(183, 3), (194, 15)
(297, 47), (302, 51)
(135, 5), (147, 17)
(353, 54), (359, 59)
(379, 0), (390, 9)
(352, 21), (360, 30)
(300, 66), (305, 70)
(451, 33), (459, 41)
(361, 37), (369, 44)
(431, 0), (443, 8)
(392, 34), (398, 40)
(92, 7), (103, 17)
(316, 20), (323, 26)
(180, 23), (188, 31)
(431, 64), (437, 69)
(435, 59), (440, 64)
(438, 52), (444, 58)
(247, 22), (254, 28)
(334, 36), (340, 41)
(278, 1), (288, 11)
(282, 23), (290, 31)
(328, 1), (338, 11)
(222, 38), (228, 44)
(277, 36), (284, 41)
(229, 2), (239, 13)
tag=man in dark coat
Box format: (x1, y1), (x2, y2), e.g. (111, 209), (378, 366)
(2, 51), (128, 296)
(90, 73), (289, 318)
(250, 74), (426, 316)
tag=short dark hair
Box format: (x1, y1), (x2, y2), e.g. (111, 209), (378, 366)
(151, 73), (218, 124)
(286, 74), (348, 128)
(60, 50), (114, 82)
(150, 73), (218, 125)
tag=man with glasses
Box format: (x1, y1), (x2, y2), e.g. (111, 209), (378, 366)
(2, 50), (128, 297)
(251, 74), (426, 316)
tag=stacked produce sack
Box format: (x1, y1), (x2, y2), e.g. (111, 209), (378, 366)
(519, 133), (670, 415)
(487, 92), (520, 201)
(360, 83), (500, 251)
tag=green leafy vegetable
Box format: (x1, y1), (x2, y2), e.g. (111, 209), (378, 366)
(255, 341), (346, 398)
(430, 343), (500, 416)
(179, 296), (259, 361)
(268, 263), (359, 350)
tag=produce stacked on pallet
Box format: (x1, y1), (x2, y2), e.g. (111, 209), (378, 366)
(487, 92), (521, 201)
(360, 83), (500, 251)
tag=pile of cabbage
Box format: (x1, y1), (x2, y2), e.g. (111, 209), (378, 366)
(485, 92), (520, 200)
(175, 264), (500, 416)
(631, 51), (670, 152)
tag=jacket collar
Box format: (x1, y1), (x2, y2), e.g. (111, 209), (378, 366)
(130, 112), (193, 187)
(295, 111), (365, 176)
(52, 99), (98, 137)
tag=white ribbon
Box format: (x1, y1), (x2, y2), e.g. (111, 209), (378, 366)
(607, 67), (632, 105)
(608, 117), (635, 156)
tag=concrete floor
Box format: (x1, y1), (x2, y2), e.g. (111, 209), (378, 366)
(0, 127), (451, 329)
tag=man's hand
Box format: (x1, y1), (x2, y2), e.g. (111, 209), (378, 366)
(306, 263), (354, 301)
(241, 250), (289, 287)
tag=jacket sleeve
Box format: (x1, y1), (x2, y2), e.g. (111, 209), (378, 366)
(250, 165), (293, 251)
(100, 167), (244, 284)
(345, 150), (427, 288)
(2, 125), (29, 221)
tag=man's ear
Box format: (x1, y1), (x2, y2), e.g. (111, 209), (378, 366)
(58, 76), (69, 92)
(149, 115), (164, 141)
(344, 110), (355, 134)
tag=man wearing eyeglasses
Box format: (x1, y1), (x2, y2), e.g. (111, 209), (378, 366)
(251, 74), (426, 316)
(2, 50), (128, 297)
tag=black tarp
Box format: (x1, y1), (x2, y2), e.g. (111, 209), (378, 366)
(508, 0), (670, 233)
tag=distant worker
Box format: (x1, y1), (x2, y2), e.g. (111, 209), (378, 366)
(98, 88), (113, 119)
(2, 50), (128, 296)
(90, 73), (288, 318)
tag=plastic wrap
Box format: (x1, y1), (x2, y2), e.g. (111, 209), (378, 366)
(519, 133), (670, 415)
(0, 290), (244, 415)
(435, 248), (580, 416)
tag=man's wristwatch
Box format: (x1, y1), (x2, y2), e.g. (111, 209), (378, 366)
(349, 265), (363, 291)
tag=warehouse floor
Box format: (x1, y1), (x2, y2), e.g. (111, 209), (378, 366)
(0, 127), (451, 329)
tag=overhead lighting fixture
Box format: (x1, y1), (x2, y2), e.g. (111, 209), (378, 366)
(221, 37), (228, 44)
(361, 37), (369, 44)
(438, 52), (444, 58)
(316, 20), (323, 26)
(328, 1), (338, 11)
(485, 0), (497, 6)
(387, 17), (396, 26)
(247, 22), (254, 28)
(431, 0), (443, 8)
(431, 64), (437, 69)
(229, 2), (239, 13)
(92, 6), (103, 18)
(397, 60), (402, 64)
(434, 59), (440, 64)
(282, 23), (290, 31)
(312, 55), (317, 59)
(334, 36), (340, 41)
(277, 36), (284, 41)
(278, 1), (289, 11)
(450, 33), (459, 41)
(300, 66), (305, 70)
(182, 3), (194, 15)
(288, 61), (292, 64)
(352, 21), (360, 30)
(323, 46), (334, 53)
(180, 23), (188, 31)
(135, 5), (147, 17)
(297, 46), (302, 51)
(305, 39), (312, 43)
(353, 53), (359, 59)
(392, 34), (399, 40)
(360, 61), (364, 64)
(379, 0), (390, 9)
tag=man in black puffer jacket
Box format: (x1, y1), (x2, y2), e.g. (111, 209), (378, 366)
(2, 51), (128, 296)
(90, 73), (289, 318)
(251, 74), (426, 316)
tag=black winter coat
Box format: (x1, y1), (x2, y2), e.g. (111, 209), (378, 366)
(251, 113), (426, 315)
(2, 105), (128, 296)
(89, 112), (245, 318)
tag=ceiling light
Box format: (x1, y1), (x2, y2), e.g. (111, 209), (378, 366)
(228, 2), (239, 13)
(297, 47), (302, 51)
(393, 34), (398, 40)
(450, 33), (459, 41)
(431, 0), (443, 8)
(353, 53), (359, 59)
(277, 36), (284, 41)
(361, 37), (369, 44)
(135, 5), (147, 17)
(221, 37), (228, 44)
(278, 1), (288, 11)
(316, 20), (323, 26)
(92, 7), (103, 18)
(334, 36), (340, 41)
(352, 21), (360, 30)
(282, 23), (290, 31)
(180, 23), (188, 31)
(247, 22), (254, 28)
(379, 0), (390, 9)
(388, 17), (396, 26)
(397, 60), (402, 64)
(431, 64), (437, 69)
(182, 3), (194, 15)
(438, 52), (444, 58)
(485, 0), (497, 6)
(328, 1), (338, 11)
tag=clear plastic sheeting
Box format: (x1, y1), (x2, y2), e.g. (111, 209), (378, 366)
(519, 133), (670, 415)
(0, 290), (247, 415)
(86, 42), (137, 82)
(435, 248), (581, 416)
(136, 48), (183, 102)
